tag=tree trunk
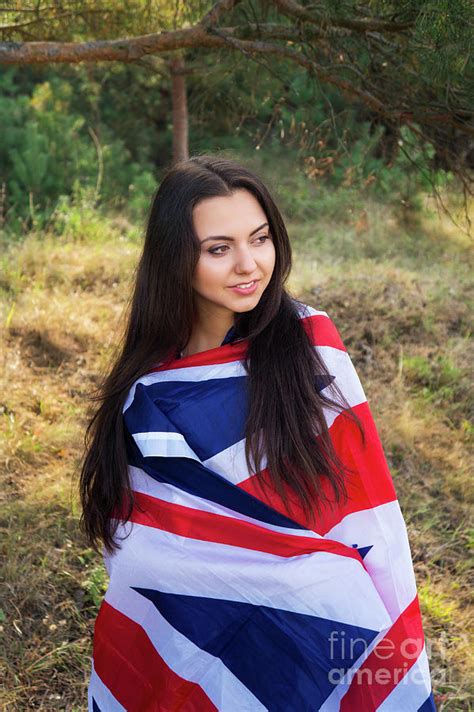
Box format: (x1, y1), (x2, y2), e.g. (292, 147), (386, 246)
(169, 54), (189, 164)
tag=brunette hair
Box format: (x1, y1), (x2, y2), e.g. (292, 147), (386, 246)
(79, 154), (365, 554)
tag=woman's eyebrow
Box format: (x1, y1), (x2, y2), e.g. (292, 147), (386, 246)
(201, 222), (269, 243)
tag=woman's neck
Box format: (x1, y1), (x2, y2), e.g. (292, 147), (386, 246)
(182, 316), (235, 358)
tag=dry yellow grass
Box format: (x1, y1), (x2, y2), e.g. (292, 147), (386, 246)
(1, 199), (473, 710)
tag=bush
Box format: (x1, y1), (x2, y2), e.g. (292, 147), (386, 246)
(0, 71), (158, 238)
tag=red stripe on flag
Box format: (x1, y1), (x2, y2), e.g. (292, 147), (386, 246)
(150, 340), (249, 372)
(321, 401), (398, 533)
(93, 600), (217, 711)
(237, 401), (397, 535)
(301, 313), (347, 351)
(339, 595), (425, 711)
(114, 491), (365, 565)
(146, 312), (344, 373)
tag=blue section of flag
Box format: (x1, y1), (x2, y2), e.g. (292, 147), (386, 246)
(315, 373), (336, 392)
(351, 543), (373, 559)
(418, 692), (437, 711)
(129, 377), (249, 460)
(133, 586), (380, 712)
(221, 324), (239, 345)
(91, 698), (101, 712)
(125, 374), (336, 464)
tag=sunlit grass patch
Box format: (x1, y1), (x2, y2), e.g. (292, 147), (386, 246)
(420, 193), (474, 252)
(413, 356), (465, 402)
(419, 581), (457, 624)
(0, 227), (138, 302)
(81, 559), (109, 610)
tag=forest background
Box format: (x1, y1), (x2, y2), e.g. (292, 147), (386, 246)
(0, 1), (473, 709)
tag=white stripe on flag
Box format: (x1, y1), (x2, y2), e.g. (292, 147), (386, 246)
(294, 303), (329, 320)
(105, 520), (392, 631)
(325, 501), (418, 621)
(317, 345), (367, 426)
(132, 431), (200, 460)
(203, 436), (264, 484)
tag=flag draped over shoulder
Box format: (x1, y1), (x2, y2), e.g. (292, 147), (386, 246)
(87, 303), (436, 711)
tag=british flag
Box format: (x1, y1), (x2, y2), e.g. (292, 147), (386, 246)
(87, 303), (436, 711)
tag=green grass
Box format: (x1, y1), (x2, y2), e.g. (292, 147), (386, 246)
(0, 173), (473, 709)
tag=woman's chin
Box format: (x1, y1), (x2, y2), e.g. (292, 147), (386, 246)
(228, 295), (262, 312)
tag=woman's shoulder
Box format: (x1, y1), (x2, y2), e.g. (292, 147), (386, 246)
(291, 298), (329, 322)
(290, 298), (346, 351)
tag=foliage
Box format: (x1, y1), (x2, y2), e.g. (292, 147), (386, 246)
(0, 0), (471, 188)
(0, 67), (157, 234)
(0, 0), (470, 237)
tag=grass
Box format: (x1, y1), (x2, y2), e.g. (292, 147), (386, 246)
(0, 178), (473, 710)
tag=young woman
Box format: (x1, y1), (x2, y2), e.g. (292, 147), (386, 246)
(80, 155), (435, 711)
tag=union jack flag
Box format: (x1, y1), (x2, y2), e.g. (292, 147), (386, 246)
(88, 303), (436, 711)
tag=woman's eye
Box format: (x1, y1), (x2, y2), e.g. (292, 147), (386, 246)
(208, 245), (229, 255)
(208, 235), (270, 255)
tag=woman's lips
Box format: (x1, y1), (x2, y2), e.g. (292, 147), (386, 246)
(228, 279), (260, 295)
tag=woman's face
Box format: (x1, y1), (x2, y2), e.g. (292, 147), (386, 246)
(191, 189), (276, 319)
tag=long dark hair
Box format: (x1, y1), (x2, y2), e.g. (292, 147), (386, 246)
(79, 154), (365, 554)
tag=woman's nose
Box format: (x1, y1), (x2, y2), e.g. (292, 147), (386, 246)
(234, 246), (258, 273)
